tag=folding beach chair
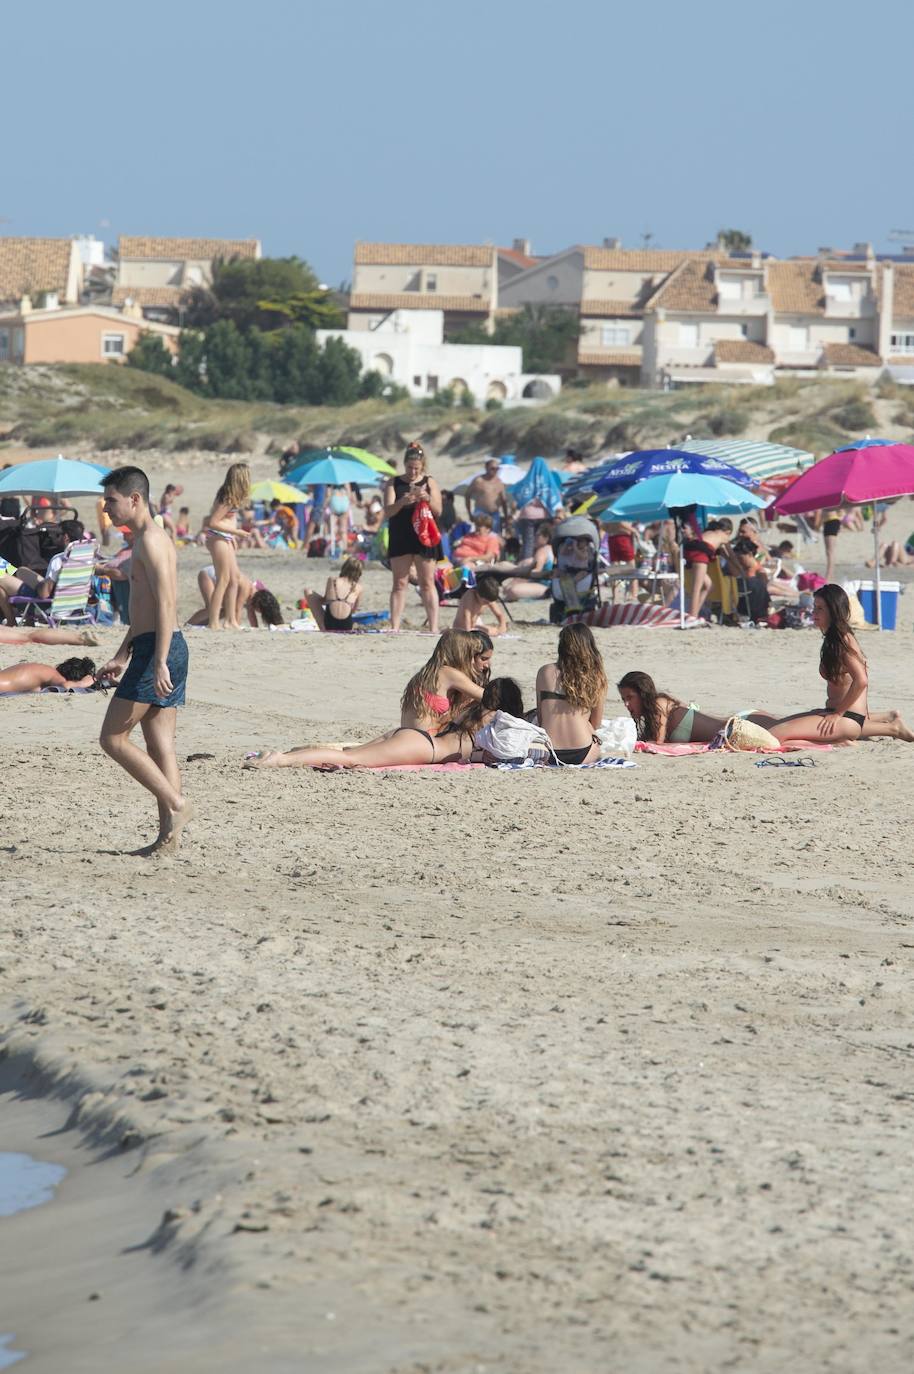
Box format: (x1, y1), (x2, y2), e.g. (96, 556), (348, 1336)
(8, 539), (99, 627)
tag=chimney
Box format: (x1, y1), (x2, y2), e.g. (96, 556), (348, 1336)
(852, 241), (875, 261)
(603, 237), (622, 250)
(512, 238), (531, 257)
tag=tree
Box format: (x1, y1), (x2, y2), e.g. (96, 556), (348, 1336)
(184, 256), (340, 332)
(174, 330), (207, 393)
(450, 304), (579, 374)
(126, 332), (174, 377)
(717, 228), (753, 252)
(314, 336), (362, 405)
(270, 325), (319, 404)
(202, 320), (251, 400)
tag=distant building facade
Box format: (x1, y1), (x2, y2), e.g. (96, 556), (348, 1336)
(112, 236), (261, 322)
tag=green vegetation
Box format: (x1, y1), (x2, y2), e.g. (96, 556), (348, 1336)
(184, 256), (342, 332)
(716, 228), (753, 252)
(0, 365), (897, 463)
(449, 305), (579, 374)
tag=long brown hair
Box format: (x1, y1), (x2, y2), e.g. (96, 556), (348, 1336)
(400, 629), (481, 718)
(556, 623), (607, 712)
(816, 584), (860, 682)
(214, 462), (251, 511)
(616, 670), (681, 742)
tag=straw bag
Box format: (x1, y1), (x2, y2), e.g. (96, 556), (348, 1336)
(717, 716), (781, 752)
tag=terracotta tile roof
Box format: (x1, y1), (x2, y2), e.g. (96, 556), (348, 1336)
(890, 264), (914, 316)
(111, 285), (185, 308)
(118, 237), (259, 261)
(0, 237), (74, 301)
(349, 293), (491, 313)
(497, 246), (539, 270)
(819, 343), (882, 367)
(578, 351), (642, 368)
(354, 242), (493, 267)
(767, 262), (825, 314)
(582, 247), (713, 271)
(714, 340), (775, 363)
(580, 298), (645, 318)
(647, 259), (717, 312)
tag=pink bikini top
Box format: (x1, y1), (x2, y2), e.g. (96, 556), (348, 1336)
(423, 690), (450, 715)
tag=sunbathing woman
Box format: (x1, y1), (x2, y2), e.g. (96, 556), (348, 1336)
(492, 524), (555, 601)
(535, 623), (607, 765)
(243, 628), (489, 768)
(303, 557), (364, 632)
(0, 656), (97, 694)
(0, 623), (100, 647)
(204, 462), (252, 630)
(761, 585), (914, 744)
(617, 670), (760, 743)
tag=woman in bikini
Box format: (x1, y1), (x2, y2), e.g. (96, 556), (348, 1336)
(683, 520), (732, 620)
(535, 623), (607, 766)
(762, 584), (914, 744)
(243, 629), (489, 769)
(497, 524), (555, 601)
(617, 670), (757, 744)
(204, 463), (252, 631)
(303, 557), (364, 632)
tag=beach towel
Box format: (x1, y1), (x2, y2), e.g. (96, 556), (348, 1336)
(635, 740), (833, 755)
(568, 603), (709, 630)
(0, 686), (96, 697)
(493, 756), (636, 770)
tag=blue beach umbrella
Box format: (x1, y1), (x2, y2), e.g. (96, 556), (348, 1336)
(0, 455), (110, 497)
(588, 448), (755, 499)
(509, 456), (564, 514)
(285, 455), (381, 487)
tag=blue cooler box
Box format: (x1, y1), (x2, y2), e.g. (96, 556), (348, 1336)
(857, 580), (900, 629)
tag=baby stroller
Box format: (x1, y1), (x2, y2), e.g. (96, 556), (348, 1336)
(549, 516), (603, 624)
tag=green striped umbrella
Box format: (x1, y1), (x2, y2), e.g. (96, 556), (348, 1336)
(679, 438), (813, 480)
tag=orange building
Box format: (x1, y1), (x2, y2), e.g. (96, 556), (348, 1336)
(0, 304), (179, 365)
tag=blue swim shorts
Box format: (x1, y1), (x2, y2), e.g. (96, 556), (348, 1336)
(114, 630), (188, 708)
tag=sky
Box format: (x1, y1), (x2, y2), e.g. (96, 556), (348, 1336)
(4, 0), (914, 285)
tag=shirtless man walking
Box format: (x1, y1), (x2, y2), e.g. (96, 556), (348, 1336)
(97, 466), (193, 854)
(465, 458), (509, 532)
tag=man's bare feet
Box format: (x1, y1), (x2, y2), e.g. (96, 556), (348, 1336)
(151, 798), (195, 855)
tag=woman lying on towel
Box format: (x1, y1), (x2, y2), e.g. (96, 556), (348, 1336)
(755, 586), (914, 745)
(0, 656), (97, 694)
(0, 623), (100, 647)
(616, 670), (766, 744)
(535, 623), (607, 766)
(243, 629), (492, 769)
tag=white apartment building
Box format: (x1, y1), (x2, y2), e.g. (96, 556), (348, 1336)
(317, 308), (560, 405)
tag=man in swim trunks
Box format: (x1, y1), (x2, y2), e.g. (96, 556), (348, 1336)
(97, 466), (193, 855)
(465, 459), (509, 533)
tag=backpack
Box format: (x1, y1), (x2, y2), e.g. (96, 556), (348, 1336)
(473, 711), (557, 764)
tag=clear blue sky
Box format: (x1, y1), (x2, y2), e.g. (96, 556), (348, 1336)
(5, 0), (913, 285)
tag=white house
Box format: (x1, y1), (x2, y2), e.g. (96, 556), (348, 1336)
(316, 309), (560, 405)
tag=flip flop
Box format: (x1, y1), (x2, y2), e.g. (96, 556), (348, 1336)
(754, 756), (816, 768)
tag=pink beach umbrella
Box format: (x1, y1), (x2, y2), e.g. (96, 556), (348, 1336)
(774, 441), (914, 628)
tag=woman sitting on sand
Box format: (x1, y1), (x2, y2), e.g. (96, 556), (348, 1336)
(535, 623), (607, 766)
(303, 557), (364, 632)
(487, 524), (554, 602)
(243, 628), (490, 768)
(204, 462), (252, 630)
(0, 656), (97, 694)
(758, 585), (913, 745)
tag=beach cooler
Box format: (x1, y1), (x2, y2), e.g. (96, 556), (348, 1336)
(857, 580), (900, 630)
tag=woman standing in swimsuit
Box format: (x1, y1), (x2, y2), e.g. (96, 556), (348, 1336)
(243, 629), (489, 768)
(535, 623), (607, 766)
(204, 463), (251, 631)
(764, 585), (914, 744)
(383, 442), (443, 634)
(303, 557), (364, 632)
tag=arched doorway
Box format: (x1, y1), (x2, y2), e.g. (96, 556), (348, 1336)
(522, 379), (553, 400)
(486, 380), (508, 401)
(372, 352), (394, 376)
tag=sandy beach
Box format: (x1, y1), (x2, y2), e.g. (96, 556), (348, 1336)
(2, 450), (914, 1371)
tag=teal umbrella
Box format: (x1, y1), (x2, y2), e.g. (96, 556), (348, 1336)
(286, 455), (381, 487)
(0, 455), (110, 497)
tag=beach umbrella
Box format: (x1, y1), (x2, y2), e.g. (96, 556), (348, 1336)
(608, 473), (768, 630)
(0, 455), (110, 497)
(773, 439), (914, 628)
(586, 448), (756, 501)
(249, 480), (311, 504)
(679, 437), (814, 481)
(508, 456), (564, 513)
(336, 446), (397, 476)
(286, 455), (382, 487)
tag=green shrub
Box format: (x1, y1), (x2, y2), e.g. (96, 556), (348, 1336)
(831, 399), (876, 430)
(705, 408), (749, 436)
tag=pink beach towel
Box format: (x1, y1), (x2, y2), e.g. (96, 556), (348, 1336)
(568, 603), (708, 630)
(635, 740), (833, 755)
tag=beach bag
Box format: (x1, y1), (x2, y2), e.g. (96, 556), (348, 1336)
(412, 501), (441, 548)
(796, 572), (826, 593)
(596, 716), (638, 759)
(713, 716), (781, 752)
(474, 711), (557, 764)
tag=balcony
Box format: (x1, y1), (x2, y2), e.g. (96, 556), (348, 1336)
(715, 293), (770, 316)
(823, 293), (876, 320)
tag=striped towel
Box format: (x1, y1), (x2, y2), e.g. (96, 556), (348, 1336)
(494, 756), (636, 770)
(568, 603), (708, 629)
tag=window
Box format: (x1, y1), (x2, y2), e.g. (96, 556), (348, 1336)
(601, 324), (630, 346)
(413, 375), (422, 387)
(740, 323), (749, 338)
(102, 332), (126, 357)
(827, 279), (852, 302)
(718, 277), (741, 300)
(848, 327), (856, 341)
(426, 273), (437, 292)
(546, 274), (559, 290)
(679, 323), (699, 348)
(788, 325), (808, 351)
(890, 331), (914, 353)
(0, 328), (8, 360)
(426, 374), (438, 393)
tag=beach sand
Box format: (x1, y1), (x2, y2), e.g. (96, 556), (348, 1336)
(2, 453), (914, 1371)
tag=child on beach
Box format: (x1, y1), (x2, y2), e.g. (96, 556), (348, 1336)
(204, 463), (252, 630)
(452, 575), (509, 636)
(303, 557), (363, 632)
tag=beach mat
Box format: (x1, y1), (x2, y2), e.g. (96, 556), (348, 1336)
(635, 740), (833, 755)
(568, 604), (709, 630)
